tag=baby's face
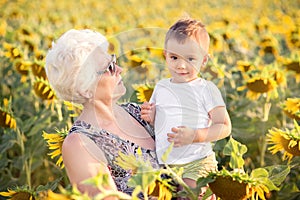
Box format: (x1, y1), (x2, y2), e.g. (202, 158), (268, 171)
(165, 38), (206, 83)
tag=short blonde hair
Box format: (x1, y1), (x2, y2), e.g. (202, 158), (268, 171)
(45, 29), (108, 104)
(165, 18), (210, 53)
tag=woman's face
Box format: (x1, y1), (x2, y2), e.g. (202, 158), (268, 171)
(92, 48), (126, 101)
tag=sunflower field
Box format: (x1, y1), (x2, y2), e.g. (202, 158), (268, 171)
(0, 0), (300, 199)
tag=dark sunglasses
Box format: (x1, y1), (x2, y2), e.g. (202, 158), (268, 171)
(97, 54), (117, 76)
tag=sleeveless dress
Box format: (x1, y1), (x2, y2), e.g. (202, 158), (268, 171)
(68, 103), (159, 195)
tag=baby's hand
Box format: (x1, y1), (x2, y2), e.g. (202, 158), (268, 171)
(167, 126), (196, 147)
(140, 102), (155, 125)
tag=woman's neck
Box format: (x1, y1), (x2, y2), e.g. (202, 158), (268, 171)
(78, 99), (116, 127)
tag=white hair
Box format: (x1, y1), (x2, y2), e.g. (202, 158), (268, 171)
(45, 29), (109, 104)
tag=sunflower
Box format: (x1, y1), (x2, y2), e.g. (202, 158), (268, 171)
(42, 128), (69, 168)
(0, 98), (16, 129)
(34, 49), (46, 61)
(63, 101), (83, 118)
(3, 42), (23, 61)
(13, 59), (32, 82)
(285, 60), (300, 73)
(0, 110), (16, 129)
(132, 83), (154, 103)
(0, 188), (35, 200)
(14, 59), (32, 75)
(0, 20), (7, 36)
(205, 138), (254, 199)
(236, 60), (255, 73)
(199, 137), (281, 200)
(115, 147), (175, 200)
(207, 32), (224, 53)
(272, 69), (286, 86)
(208, 171), (251, 200)
(281, 98), (300, 121)
(147, 179), (173, 200)
(281, 56), (300, 83)
(257, 34), (279, 63)
(255, 16), (271, 33)
(146, 47), (165, 61)
(33, 78), (56, 102)
(39, 190), (71, 200)
(31, 60), (47, 80)
(237, 64), (280, 100)
(127, 54), (153, 73)
(107, 36), (121, 55)
(285, 28), (300, 50)
(267, 120), (300, 162)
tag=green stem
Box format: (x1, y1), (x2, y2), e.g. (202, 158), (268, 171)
(260, 100), (271, 167)
(164, 166), (198, 200)
(26, 158), (32, 189)
(262, 102), (271, 122)
(259, 136), (267, 167)
(56, 103), (63, 121)
(17, 129), (32, 188)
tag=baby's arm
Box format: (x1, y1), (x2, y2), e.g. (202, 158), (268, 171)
(167, 106), (231, 147)
(140, 102), (156, 125)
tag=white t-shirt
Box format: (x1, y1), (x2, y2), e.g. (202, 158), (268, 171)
(150, 78), (225, 164)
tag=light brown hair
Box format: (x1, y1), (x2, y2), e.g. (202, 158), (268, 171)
(165, 18), (210, 53)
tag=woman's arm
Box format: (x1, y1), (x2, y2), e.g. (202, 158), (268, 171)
(62, 133), (117, 197)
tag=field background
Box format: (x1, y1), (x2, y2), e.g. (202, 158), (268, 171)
(0, 0), (299, 199)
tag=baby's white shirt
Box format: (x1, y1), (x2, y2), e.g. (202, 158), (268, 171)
(150, 78), (225, 164)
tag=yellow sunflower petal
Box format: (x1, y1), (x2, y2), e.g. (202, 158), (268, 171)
(0, 189), (17, 197)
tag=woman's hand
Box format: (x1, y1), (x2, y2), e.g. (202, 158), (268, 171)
(140, 102), (156, 125)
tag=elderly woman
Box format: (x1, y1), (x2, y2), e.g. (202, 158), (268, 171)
(45, 29), (159, 197)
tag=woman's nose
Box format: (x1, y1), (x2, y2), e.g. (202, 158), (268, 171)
(115, 65), (123, 75)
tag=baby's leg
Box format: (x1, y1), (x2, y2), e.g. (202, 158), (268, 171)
(183, 178), (196, 188)
(175, 178), (196, 200)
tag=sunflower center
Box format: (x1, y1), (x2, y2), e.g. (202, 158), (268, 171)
(246, 79), (274, 93)
(281, 138), (300, 156)
(209, 176), (249, 200)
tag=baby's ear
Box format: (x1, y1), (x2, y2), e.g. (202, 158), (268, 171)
(163, 50), (167, 57)
(202, 54), (210, 66)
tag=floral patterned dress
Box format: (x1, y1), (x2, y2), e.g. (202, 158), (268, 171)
(68, 103), (159, 195)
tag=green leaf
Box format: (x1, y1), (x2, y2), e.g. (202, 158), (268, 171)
(223, 137), (247, 169)
(128, 171), (157, 190)
(250, 168), (269, 179)
(35, 177), (63, 192)
(264, 165), (290, 186)
(196, 177), (215, 188)
(229, 153), (244, 170)
(250, 168), (279, 191)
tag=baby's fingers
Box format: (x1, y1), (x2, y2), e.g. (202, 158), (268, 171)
(141, 102), (151, 109)
(167, 133), (180, 146)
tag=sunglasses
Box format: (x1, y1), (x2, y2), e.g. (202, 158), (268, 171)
(97, 54), (117, 76)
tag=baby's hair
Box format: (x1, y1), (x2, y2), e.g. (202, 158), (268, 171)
(165, 18), (210, 53)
